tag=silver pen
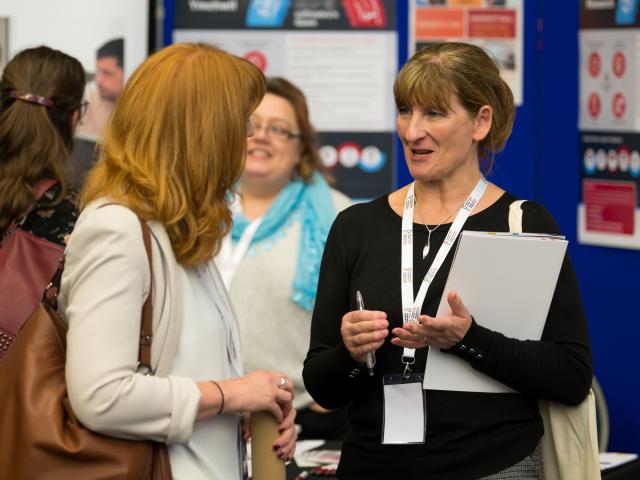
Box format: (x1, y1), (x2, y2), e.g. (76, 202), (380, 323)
(356, 290), (375, 376)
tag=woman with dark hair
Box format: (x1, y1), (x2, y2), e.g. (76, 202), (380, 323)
(215, 77), (351, 439)
(0, 46), (85, 355)
(303, 42), (592, 479)
(0, 45), (85, 245)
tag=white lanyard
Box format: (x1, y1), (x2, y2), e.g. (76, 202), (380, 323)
(400, 177), (487, 367)
(217, 218), (262, 288)
(216, 192), (263, 288)
(199, 261), (244, 377)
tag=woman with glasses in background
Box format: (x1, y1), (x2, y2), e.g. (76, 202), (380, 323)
(216, 77), (351, 440)
(0, 46), (86, 247)
(0, 46), (86, 350)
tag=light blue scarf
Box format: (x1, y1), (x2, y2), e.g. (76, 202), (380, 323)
(231, 172), (336, 311)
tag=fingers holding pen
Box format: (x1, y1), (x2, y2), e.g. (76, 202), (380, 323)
(341, 309), (389, 363)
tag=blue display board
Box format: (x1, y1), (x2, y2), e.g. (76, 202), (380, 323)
(164, 0), (640, 454)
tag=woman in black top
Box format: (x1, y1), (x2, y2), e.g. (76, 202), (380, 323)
(303, 42), (592, 479)
(0, 46), (85, 245)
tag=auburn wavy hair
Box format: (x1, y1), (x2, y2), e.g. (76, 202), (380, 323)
(81, 43), (266, 266)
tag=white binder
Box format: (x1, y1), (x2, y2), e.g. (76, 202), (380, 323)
(423, 231), (568, 393)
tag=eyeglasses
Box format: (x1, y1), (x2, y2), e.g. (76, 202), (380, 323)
(78, 101), (89, 119)
(249, 119), (302, 141)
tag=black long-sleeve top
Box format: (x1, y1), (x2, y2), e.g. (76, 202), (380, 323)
(302, 192), (593, 480)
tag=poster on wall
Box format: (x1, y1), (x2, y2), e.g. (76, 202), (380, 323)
(173, 0), (398, 200)
(408, 0), (523, 106)
(578, 0), (640, 250)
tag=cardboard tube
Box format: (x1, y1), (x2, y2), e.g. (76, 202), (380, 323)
(250, 411), (285, 480)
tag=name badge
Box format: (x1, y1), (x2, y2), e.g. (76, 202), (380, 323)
(382, 374), (426, 444)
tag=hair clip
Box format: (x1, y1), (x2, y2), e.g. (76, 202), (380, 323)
(10, 90), (54, 108)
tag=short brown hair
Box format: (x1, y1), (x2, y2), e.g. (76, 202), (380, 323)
(266, 77), (324, 182)
(0, 46), (85, 229)
(394, 42), (515, 163)
(81, 43), (266, 266)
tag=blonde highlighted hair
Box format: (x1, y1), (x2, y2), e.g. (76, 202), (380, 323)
(81, 43), (266, 266)
(394, 42), (515, 165)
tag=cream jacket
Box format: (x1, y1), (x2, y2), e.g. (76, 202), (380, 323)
(59, 200), (201, 444)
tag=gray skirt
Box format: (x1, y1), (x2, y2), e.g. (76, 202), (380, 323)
(480, 443), (542, 480)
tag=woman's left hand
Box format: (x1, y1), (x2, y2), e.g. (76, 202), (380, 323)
(243, 407), (297, 461)
(273, 405), (297, 462)
(391, 290), (472, 349)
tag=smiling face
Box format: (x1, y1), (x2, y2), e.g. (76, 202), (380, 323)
(397, 93), (491, 183)
(243, 92), (303, 191)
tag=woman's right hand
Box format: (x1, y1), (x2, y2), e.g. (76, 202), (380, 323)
(340, 309), (389, 364)
(197, 371), (293, 422)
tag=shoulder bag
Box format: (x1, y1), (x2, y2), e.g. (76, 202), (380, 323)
(0, 214), (172, 479)
(508, 200), (601, 480)
(0, 178), (63, 362)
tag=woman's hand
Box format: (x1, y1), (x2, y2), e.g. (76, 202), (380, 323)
(197, 371), (293, 422)
(341, 308), (389, 364)
(273, 405), (297, 461)
(391, 290), (472, 349)
(243, 407), (297, 462)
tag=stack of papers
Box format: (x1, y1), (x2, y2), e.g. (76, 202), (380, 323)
(294, 439), (341, 468)
(599, 452), (638, 471)
(424, 231), (568, 393)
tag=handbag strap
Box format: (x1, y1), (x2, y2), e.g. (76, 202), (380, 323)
(138, 216), (154, 373)
(508, 199), (527, 233)
(43, 207), (156, 374)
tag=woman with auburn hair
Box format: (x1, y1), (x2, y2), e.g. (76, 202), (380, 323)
(304, 42), (592, 478)
(59, 43), (296, 479)
(215, 77), (350, 439)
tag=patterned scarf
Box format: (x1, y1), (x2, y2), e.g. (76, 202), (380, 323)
(231, 172), (336, 311)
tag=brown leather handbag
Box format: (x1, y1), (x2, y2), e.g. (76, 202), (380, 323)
(0, 215), (172, 480)
(0, 179), (63, 361)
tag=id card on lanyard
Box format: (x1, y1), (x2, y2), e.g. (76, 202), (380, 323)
(380, 176), (487, 445)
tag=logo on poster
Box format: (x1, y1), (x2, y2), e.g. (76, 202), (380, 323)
(319, 145), (339, 168)
(588, 92), (601, 118)
(188, 0), (238, 12)
(584, 148), (596, 175)
(612, 92), (626, 119)
(338, 142), (361, 168)
(359, 145), (385, 173)
(342, 0), (387, 28)
(630, 151), (640, 177)
(618, 148), (630, 172)
(612, 51), (626, 78)
(588, 51), (601, 77)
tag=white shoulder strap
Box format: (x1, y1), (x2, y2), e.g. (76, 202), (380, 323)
(508, 200), (527, 233)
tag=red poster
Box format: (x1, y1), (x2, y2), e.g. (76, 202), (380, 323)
(583, 180), (636, 234)
(468, 9), (516, 38)
(414, 8), (465, 39)
(342, 0), (387, 28)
